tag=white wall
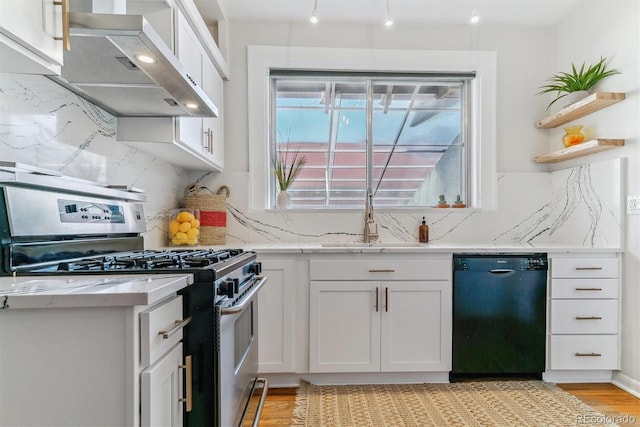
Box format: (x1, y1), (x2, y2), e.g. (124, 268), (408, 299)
(549, 0), (640, 396)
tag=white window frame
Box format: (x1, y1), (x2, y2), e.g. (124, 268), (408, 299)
(248, 45), (497, 212)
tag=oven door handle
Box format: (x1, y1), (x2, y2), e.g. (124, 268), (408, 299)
(220, 276), (267, 316)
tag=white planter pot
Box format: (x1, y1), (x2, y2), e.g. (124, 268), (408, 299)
(562, 90), (590, 108)
(277, 190), (291, 209)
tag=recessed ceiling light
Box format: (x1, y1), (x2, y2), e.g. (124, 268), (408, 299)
(310, 0), (319, 24)
(136, 54), (156, 64)
(185, 103), (199, 109)
(470, 10), (480, 24)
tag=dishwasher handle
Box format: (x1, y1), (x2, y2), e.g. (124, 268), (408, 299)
(488, 269), (516, 274)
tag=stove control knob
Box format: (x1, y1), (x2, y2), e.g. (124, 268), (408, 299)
(219, 279), (235, 298)
(231, 278), (240, 293)
(249, 262), (262, 275)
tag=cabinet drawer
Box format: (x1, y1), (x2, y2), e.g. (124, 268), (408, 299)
(140, 296), (187, 367)
(550, 300), (618, 334)
(549, 335), (618, 370)
(310, 259), (451, 281)
(551, 278), (618, 299)
(551, 258), (618, 279)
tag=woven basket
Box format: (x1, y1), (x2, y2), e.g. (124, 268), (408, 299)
(183, 184), (230, 245)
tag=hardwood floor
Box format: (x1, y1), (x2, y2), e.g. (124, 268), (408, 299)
(259, 383), (640, 426)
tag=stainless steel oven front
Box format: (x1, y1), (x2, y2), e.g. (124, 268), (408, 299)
(216, 276), (268, 427)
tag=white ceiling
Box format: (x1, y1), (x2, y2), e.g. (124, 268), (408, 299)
(219, 0), (587, 27)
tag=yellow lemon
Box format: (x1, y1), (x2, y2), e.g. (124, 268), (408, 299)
(176, 211), (194, 223)
(186, 228), (199, 239)
(178, 221), (192, 233)
(169, 220), (181, 235)
(190, 218), (200, 229)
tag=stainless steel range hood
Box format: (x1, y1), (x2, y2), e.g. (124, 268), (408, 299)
(48, 13), (218, 117)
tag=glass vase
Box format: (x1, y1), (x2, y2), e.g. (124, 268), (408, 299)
(562, 125), (585, 148)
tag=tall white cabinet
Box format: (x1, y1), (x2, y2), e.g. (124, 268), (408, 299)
(309, 256), (452, 373)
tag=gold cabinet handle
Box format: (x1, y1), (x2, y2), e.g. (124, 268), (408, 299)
(575, 316), (603, 320)
(368, 269), (395, 273)
(179, 355), (193, 412)
(575, 352), (602, 357)
(53, 0), (70, 51)
(375, 287), (379, 312)
(158, 317), (192, 339)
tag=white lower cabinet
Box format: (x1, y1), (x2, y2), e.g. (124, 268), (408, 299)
(141, 343), (185, 427)
(0, 293), (190, 426)
(547, 254), (621, 372)
(309, 256), (452, 373)
(258, 259), (296, 373)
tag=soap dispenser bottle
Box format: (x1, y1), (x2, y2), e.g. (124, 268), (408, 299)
(419, 217), (429, 243)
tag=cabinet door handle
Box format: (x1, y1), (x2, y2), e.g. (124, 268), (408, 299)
(575, 352), (602, 357)
(385, 287), (389, 312)
(375, 287), (379, 312)
(575, 287), (603, 291)
(368, 269), (395, 273)
(158, 316), (192, 339)
(53, 0), (70, 51)
(575, 316), (603, 320)
(575, 267), (603, 271)
(179, 355), (193, 412)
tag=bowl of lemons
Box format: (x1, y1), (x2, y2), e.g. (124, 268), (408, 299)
(169, 209), (200, 246)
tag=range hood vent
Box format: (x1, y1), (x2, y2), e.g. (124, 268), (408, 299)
(48, 13), (218, 118)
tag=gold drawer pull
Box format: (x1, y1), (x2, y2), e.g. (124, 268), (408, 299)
(179, 355), (193, 412)
(575, 316), (603, 320)
(575, 267), (603, 270)
(575, 352), (602, 357)
(575, 287), (603, 291)
(158, 316), (192, 339)
(368, 269), (395, 273)
(53, 0), (70, 51)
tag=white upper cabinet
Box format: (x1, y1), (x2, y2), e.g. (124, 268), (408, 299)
(118, 0), (227, 171)
(0, 0), (65, 74)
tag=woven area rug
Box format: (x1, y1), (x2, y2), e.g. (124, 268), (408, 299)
(291, 381), (617, 426)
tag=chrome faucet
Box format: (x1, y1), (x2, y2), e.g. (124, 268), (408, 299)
(363, 191), (378, 243)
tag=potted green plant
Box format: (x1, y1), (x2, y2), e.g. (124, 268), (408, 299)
(272, 143), (307, 209)
(537, 57), (620, 110)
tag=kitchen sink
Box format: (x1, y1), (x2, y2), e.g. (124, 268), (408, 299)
(320, 242), (425, 248)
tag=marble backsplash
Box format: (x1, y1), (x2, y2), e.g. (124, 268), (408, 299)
(0, 73), (187, 249)
(1, 73), (623, 249)
(194, 158), (623, 249)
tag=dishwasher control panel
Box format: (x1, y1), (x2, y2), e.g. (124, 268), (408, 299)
(453, 254), (548, 271)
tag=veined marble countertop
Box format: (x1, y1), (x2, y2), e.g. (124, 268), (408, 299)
(235, 243), (623, 254)
(0, 274), (193, 309)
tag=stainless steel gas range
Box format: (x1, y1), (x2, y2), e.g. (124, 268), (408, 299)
(0, 162), (268, 427)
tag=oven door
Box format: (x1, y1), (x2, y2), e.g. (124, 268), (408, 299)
(217, 276), (268, 427)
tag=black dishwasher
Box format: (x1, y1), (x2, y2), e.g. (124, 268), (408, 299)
(451, 254), (548, 380)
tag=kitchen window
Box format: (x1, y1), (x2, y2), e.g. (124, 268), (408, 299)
(270, 72), (472, 208)
(248, 46), (497, 211)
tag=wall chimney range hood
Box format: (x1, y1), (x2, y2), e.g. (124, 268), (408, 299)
(48, 13), (218, 117)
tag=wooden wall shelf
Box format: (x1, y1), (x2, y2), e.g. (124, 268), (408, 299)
(533, 139), (624, 163)
(536, 92), (625, 129)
